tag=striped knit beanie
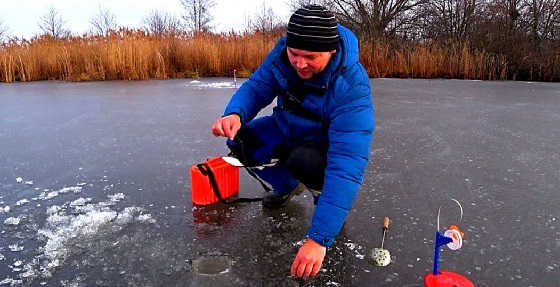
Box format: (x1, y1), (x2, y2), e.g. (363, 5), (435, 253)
(287, 5), (339, 52)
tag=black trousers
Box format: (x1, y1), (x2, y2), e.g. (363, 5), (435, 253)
(229, 121), (327, 191)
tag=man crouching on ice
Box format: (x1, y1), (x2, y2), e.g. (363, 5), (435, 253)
(211, 5), (374, 278)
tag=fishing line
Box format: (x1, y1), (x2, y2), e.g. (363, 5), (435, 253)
(437, 198), (463, 231)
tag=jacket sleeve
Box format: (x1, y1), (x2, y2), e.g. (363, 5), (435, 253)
(306, 82), (374, 247)
(223, 42), (283, 123)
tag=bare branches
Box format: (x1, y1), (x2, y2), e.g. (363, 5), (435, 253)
(326, 0), (428, 39)
(180, 0), (215, 32)
(143, 10), (182, 36)
(90, 6), (118, 36)
(38, 6), (70, 39)
(519, 0), (560, 41)
(416, 0), (480, 40)
(246, 3), (285, 33)
(0, 19), (8, 42)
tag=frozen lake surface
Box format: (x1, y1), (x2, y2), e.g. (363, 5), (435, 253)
(1, 78), (559, 286)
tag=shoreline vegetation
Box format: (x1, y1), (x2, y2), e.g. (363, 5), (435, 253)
(1, 29), (558, 83)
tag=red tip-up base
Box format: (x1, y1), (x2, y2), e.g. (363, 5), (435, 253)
(425, 271), (475, 287)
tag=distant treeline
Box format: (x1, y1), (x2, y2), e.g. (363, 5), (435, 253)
(1, 28), (557, 83)
(1, 0), (559, 82)
(1, 26), (559, 82)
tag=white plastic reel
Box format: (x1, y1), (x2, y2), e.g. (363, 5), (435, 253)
(444, 229), (463, 250)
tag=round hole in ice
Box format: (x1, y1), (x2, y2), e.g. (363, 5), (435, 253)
(193, 256), (232, 276)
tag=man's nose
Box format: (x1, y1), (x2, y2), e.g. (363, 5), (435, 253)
(296, 58), (307, 69)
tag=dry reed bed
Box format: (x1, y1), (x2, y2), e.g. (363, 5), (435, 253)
(0, 30), (556, 83)
(0, 31), (276, 82)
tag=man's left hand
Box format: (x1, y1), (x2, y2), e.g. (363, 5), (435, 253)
(290, 238), (326, 278)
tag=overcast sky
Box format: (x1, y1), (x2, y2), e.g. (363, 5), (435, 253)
(0, 0), (292, 39)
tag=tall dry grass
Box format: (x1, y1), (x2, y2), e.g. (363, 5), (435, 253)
(360, 40), (509, 80)
(0, 29), (556, 83)
(0, 29), (280, 83)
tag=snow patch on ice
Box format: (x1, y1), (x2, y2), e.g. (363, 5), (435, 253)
(0, 206), (10, 213)
(16, 177), (23, 183)
(187, 81), (236, 89)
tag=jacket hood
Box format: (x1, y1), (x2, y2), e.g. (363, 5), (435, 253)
(336, 24), (360, 69)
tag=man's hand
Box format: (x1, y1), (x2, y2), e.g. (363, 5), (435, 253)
(211, 114), (241, 139)
(290, 238), (326, 278)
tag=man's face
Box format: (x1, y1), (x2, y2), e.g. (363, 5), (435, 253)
(287, 47), (335, 80)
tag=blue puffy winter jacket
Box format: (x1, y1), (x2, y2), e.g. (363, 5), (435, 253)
(224, 25), (374, 247)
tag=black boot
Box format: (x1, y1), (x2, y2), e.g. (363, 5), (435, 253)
(262, 183), (306, 208)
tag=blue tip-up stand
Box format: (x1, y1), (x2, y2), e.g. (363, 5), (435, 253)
(433, 231), (453, 275)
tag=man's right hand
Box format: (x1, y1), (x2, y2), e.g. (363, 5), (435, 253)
(211, 114), (241, 140)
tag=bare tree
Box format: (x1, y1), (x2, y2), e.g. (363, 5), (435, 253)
(519, 0), (560, 41)
(180, 0), (215, 31)
(482, 0), (523, 32)
(416, 0), (480, 40)
(90, 6), (118, 36)
(143, 10), (182, 35)
(0, 19), (8, 42)
(326, 0), (429, 39)
(247, 3), (285, 32)
(38, 6), (70, 38)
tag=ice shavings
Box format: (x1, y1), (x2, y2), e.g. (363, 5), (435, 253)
(16, 177), (23, 183)
(11, 260), (23, 271)
(69, 198), (91, 207)
(108, 193), (125, 202)
(27, 193), (155, 279)
(114, 207), (142, 225)
(38, 208), (118, 263)
(292, 239), (305, 247)
(0, 206), (10, 213)
(46, 205), (61, 215)
(344, 240), (366, 260)
(36, 186), (83, 201)
(0, 278), (22, 286)
(137, 213), (155, 223)
(4, 217), (21, 226)
(8, 244), (23, 252)
(1, 185), (156, 283)
(15, 199), (29, 206)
